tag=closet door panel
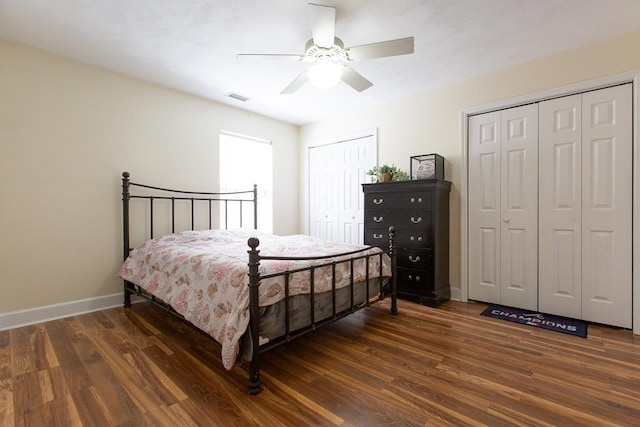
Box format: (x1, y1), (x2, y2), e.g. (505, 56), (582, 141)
(581, 84), (632, 328)
(500, 105), (539, 311)
(539, 95), (582, 318)
(309, 143), (340, 241)
(338, 137), (375, 245)
(469, 112), (501, 304)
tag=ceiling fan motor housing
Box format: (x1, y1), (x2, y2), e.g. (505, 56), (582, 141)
(304, 37), (347, 63)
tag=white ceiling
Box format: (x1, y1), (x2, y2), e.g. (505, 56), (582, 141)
(2, 0), (640, 125)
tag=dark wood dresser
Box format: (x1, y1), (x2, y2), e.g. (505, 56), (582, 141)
(362, 179), (451, 307)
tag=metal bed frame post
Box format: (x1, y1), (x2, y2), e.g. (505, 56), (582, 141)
(253, 184), (258, 230)
(122, 172), (133, 308)
(389, 226), (398, 315)
(247, 237), (262, 394)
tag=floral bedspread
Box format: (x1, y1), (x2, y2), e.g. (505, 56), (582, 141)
(118, 229), (391, 369)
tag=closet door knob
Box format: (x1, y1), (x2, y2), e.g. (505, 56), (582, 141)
(503, 217), (510, 223)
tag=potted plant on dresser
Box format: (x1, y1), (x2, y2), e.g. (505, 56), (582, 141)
(366, 165), (410, 183)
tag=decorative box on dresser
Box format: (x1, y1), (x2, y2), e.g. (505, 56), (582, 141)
(362, 179), (451, 307)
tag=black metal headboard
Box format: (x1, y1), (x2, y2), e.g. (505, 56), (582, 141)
(121, 171), (257, 261)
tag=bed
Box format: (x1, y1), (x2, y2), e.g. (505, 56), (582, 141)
(118, 172), (397, 394)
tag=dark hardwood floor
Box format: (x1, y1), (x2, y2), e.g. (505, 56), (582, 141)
(1, 298), (639, 426)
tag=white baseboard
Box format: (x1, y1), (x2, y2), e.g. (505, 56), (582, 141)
(0, 293), (143, 331)
(450, 286), (461, 302)
(1, 286), (462, 331)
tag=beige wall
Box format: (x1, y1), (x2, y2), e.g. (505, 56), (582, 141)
(0, 41), (299, 313)
(299, 29), (640, 299)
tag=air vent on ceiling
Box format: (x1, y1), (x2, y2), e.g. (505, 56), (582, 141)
(226, 92), (250, 102)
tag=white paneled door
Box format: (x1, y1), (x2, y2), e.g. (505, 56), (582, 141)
(469, 104), (539, 310)
(309, 143), (339, 241)
(338, 137), (376, 244)
(539, 94), (583, 318)
(469, 111), (501, 304)
(539, 85), (632, 328)
(500, 105), (539, 310)
(309, 134), (376, 244)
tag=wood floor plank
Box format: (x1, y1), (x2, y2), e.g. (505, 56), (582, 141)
(44, 320), (93, 391)
(13, 371), (44, 416)
(4, 299), (640, 426)
(0, 378), (14, 427)
(0, 331), (11, 381)
(9, 327), (36, 377)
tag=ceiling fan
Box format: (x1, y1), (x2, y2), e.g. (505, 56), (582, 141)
(237, 3), (414, 94)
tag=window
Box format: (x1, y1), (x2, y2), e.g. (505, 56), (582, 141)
(219, 131), (273, 233)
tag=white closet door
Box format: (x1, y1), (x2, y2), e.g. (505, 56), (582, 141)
(309, 134), (376, 244)
(581, 85), (632, 328)
(338, 136), (376, 245)
(539, 85), (632, 327)
(309, 143), (339, 241)
(500, 104), (539, 311)
(470, 106), (539, 309)
(539, 94), (583, 318)
(469, 111), (502, 304)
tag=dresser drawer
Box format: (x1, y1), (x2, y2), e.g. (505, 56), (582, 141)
(397, 267), (435, 293)
(396, 230), (430, 248)
(364, 191), (432, 211)
(397, 247), (433, 270)
(365, 210), (432, 230)
(366, 229), (432, 248)
(364, 229), (391, 246)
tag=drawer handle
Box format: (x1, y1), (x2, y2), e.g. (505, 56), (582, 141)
(410, 217), (422, 224)
(408, 275), (421, 282)
(373, 216), (384, 223)
(410, 197), (423, 203)
(373, 233), (383, 239)
(409, 255), (421, 263)
(373, 198), (384, 205)
(410, 236), (423, 242)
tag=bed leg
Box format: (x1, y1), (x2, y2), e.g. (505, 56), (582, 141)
(124, 281), (132, 308)
(389, 226), (398, 315)
(248, 368), (262, 395)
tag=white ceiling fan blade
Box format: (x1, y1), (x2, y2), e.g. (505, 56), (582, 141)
(309, 3), (335, 48)
(341, 66), (373, 92)
(281, 71), (309, 94)
(345, 37), (414, 61)
(236, 53), (304, 61)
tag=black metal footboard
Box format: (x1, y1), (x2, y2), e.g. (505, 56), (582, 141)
(246, 227), (397, 394)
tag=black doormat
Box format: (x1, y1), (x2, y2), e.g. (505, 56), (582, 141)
(480, 304), (587, 338)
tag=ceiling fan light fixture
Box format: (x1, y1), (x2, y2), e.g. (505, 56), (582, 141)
(307, 62), (343, 88)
